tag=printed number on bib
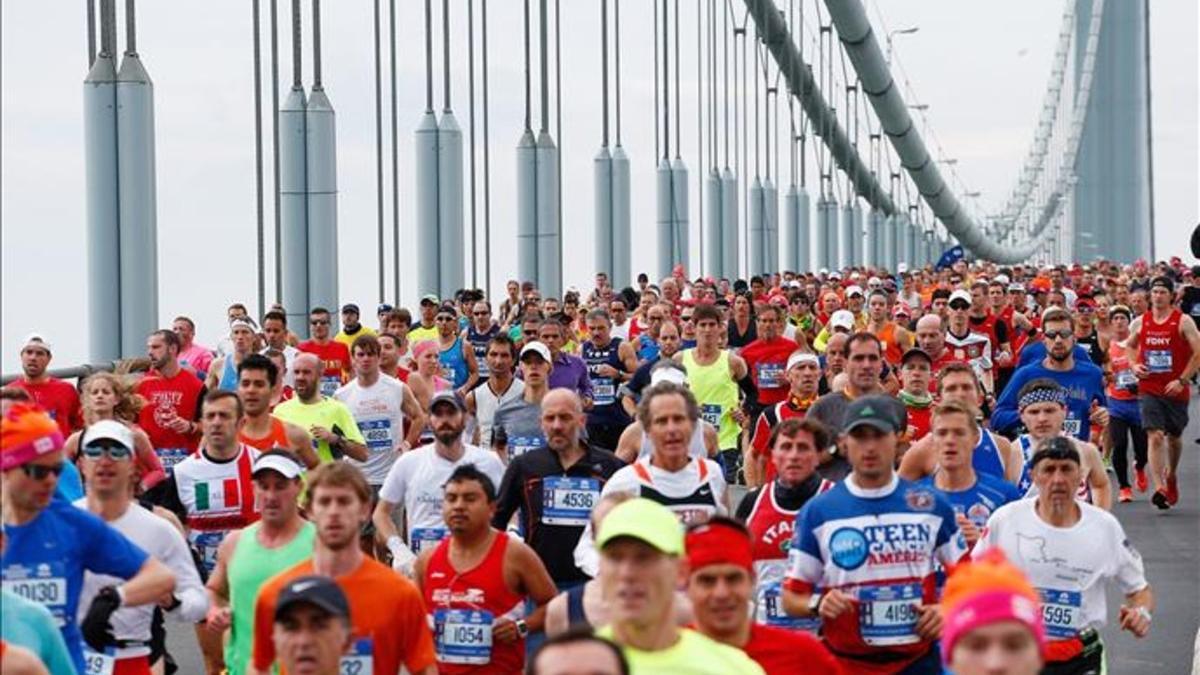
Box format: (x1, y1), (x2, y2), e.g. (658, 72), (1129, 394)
(1146, 350), (1172, 374)
(2, 561), (69, 626)
(700, 403), (722, 427)
(83, 648), (116, 675)
(592, 380), (616, 406)
(359, 418), (394, 452)
(1038, 588), (1083, 639)
(410, 527), (449, 554)
(542, 477), (601, 526)
(1062, 418), (1082, 437)
(858, 583), (922, 646)
(756, 362), (785, 389)
(434, 608), (494, 665)
(1116, 369), (1137, 389)
(339, 637), (373, 675)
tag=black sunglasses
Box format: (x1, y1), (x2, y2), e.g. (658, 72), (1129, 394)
(310, 319), (329, 325)
(1044, 329), (1073, 340)
(21, 462), (66, 480)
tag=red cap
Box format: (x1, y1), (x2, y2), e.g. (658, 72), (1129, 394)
(685, 519), (753, 573)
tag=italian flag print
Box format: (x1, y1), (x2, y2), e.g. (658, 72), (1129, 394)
(195, 478), (241, 511)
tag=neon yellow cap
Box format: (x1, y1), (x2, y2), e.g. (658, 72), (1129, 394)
(596, 498), (684, 556)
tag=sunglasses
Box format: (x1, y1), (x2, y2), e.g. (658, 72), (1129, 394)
(435, 316), (456, 322)
(1044, 329), (1073, 340)
(473, 311), (490, 316)
(21, 462), (65, 480)
(310, 319), (329, 326)
(82, 441), (133, 460)
(949, 302), (970, 311)
(681, 314), (694, 321)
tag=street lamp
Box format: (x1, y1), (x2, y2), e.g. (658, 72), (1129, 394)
(887, 26), (920, 66)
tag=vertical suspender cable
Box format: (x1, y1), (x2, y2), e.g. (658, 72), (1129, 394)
(87, 0), (97, 66)
(311, 0), (321, 87)
(389, 0), (399, 301)
(373, 0), (384, 302)
(555, 0), (563, 293)
(670, 0), (688, 273)
(601, 1), (610, 148)
(468, 0), (478, 288)
(481, 0), (491, 298)
(653, 2), (660, 163)
(539, 0), (549, 134)
(253, 0), (266, 316)
(611, 0), (630, 287)
(697, 0), (704, 272)
(674, 0), (681, 158)
(596, 0), (612, 279)
(270, 0), (281, 302)
(741, 17), (749, 275)
(415, 0), (440, 294)
(615, 0), (623, 145)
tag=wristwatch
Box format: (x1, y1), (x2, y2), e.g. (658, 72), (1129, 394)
(807, 593), (823, 614)
(514, 619), (529, 637)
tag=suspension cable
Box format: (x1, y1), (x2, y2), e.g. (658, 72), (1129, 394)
(270, 0), (282, 301)
(373, 0), (384, 301)
(482, 0), (492, 297)
(468, 0), (477, 287)
(389, 0), (400, 300)
(254, 0), (267, 314)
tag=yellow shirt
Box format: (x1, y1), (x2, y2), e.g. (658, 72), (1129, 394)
(596, 626), (765, 675)
(334, 325), (377, 350)
(273, 396), (365, 463)
(408, 325), (438, 344)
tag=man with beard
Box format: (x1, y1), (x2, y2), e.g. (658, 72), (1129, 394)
(466, 334), (525, 447)
(298, 307), (353, 397)
(492, 389), (624, 588)
(234, 354), (319, 467)
(273, 354), (368, 464)
(251, 462), (438, 674)
(10, 334), (82, 435)
(137, 329), (206, 473)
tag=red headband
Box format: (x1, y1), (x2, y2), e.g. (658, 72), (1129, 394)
(685, 521), (753, 573)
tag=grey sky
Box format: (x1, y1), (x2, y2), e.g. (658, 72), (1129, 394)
(2, 0), (1196, 373)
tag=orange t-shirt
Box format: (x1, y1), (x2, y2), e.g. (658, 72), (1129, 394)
(252, 557), (437, 675)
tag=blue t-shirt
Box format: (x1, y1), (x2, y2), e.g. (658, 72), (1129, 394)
(991, 361), (1107, 440)
(55, 460), (84, 503)
(1, 588), (76, 675)
(919, 473), (1021, 529)
(2, 499), (149, 674)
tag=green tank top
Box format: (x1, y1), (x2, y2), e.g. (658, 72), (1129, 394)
(224, 520), (316, 675)
(681, 349), (740, 449)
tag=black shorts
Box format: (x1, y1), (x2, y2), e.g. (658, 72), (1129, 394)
(1139, 395), (1189, 437)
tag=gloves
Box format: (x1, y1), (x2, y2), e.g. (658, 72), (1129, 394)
(81, 586), (122, 651)
(387, 536), (417, 577)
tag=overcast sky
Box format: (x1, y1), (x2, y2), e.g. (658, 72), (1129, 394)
(2, 0), (1196, 374)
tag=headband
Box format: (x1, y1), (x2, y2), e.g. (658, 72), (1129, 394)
(685, 521), (753, 574)
(1018, 387), (1066, 411)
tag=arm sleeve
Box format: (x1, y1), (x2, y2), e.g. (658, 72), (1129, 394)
(994, 320), (1010, 345)
(160, 520), (209, 622)
(737, 372), (759, 411)
(989, 370), (1024, 435)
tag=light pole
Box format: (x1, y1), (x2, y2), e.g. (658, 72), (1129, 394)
(886, 26), (919, 66)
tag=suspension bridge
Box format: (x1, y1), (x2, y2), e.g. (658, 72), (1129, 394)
(74, 0), (1154, 361)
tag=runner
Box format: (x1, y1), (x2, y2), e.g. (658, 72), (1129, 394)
(582, 309), (638, 451)
(377, 331), (410, 381)
(435, 304), (480, 395)
(685, 517), (842, 674)
(740, 304), (801, 407)
(618, 319), (683, 416)
(746, 352), (821, 485)
(493, 342), (554, 462)
(492, 389), (624, 588)
(334, 303), (377, 349)
(813, 309), (856, 354)
(63, 372), (166, 494)
(1105, 305), (1149, 502)
(944, 290), (994, 394)
(260, 310), (300, 389)
(968, 281), (1013, 376)
(864, 291), (911, 368)
(205, 450), (315, 675)
(807, 333), (886, 436)
(465, 335), (523, 448)
(609, 298), (633, 342)
(10, 334), (83, 436)
(528, 630), (628, 675)
(614, 362), (719, 463)
(273, 353), (368, 464)
(137, 329), (206, 474)
(269, 575), (355, 675)
(736, 419), (835, 637)
(373, 390), (505, 575)
(973, 437), (1154, 673)
(897, 348), (935, 446)
(938, 550), (1045, 675)
(0, 520), (76, 675)
(633, 303), (669, 362)
(593, 498), (765, 673)
(601, 381), (729, 524)
(407, 341), (453, 442)
(1011, 379), (1112, 510)
(262, 348), (296, 407)
(465, 300), (501, 385)
(415, 464), (558, 673)
(173, 316), (215, 379)
(1, 405), (175, 674)
(409, 294), (441, 343)
(75, 420), (209, 675)
(678, 303), (753, 482)
(234, 354), (319, 467)
(782, 395), (968, 674)
(251, 462), (438, 675)
(206, 318), (258, 393)
(382, 308), (416, 370)
(297, 307), (352, 397)
(913, 314), (966, 389)
(993, 308), (1109, 442)
(538, 318), (593, 403)
(155, 391), (263, 674)
(727, 292), (758, 349)
(1126, 274), (1200, 509)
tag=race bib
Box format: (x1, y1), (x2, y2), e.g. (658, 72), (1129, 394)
(756, 581), (820, 632)
(2, 562), (69, 626)
(442, 364), (460, 385)
(700, 403), (723, 427)
(1038, 588), (1083, 639)
(592, 379), (616, 406)
(434, 608), (494, 665)
(157, 447), (190, 471)
(339, 637), (373, 675)
(410, 527), (449, 554)
(83, 648), (116, 675)
(1115, 369), (1137, 389)
(1062, 417), (1082, 437)
(542, 476), (600, 526)
(509, 435), (546, 459)
(191, 530), (227, 573)
(320, 375), (342, 397)
(1146, 350), (1172, 374)
(359, 418), (394, 453)
(858, 583), (922, 646)
(756, 362), (785, 389)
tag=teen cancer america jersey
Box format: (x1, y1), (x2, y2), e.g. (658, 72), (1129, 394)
(785, 475), (966, 666)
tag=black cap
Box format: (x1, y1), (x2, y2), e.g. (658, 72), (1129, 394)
(274, 575), (350, 622)
(341, 303), (360, 315)
(842, 395), (905, 434)
(377, 303), (394, 314)
(1029, 436), (1081, 468)
(900, 348), (932, 367)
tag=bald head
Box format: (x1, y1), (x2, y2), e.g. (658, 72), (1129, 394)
(292, 353), (324, 400)
(542, 389), (585, 453)
(915, 314), (945, 356)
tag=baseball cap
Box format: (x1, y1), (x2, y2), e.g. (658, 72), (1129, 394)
(81, 420), (134, 451)
(376, 303), (394, 314)
(274, 575), (351, 622)
(430, 390), (467, 413)
(786, 351), (819, 371)
(0, 404), (64, 471)
(892, 302), (911, 318)
(1007, 282), (1025, 293)
(650, 362), (689, 387)
(897, 262), (909, 274)
(900, 347), (932, 367)
(252, 450), (305, 480)
(845, 285), (864, 298)
(20, 333), (52, 355)
(420, 294), (440, 306)
(948, 289), (972, 306)
(519, 341), (552, 363)
(994, 273), (1010, 285)
(841, 395), (905, 435)
(596, 498), (684, 556)
(341, 303), (360, 315)
(829, 310), (855, 331)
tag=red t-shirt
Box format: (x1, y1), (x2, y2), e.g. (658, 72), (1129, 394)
(750, 397), (813, 483)
(298, 339), (352, 396)
(741, 337), (800, 405)
(11, 378), (82, 436)
(136, 369), (205, 468)
(743, 623), (844, 675)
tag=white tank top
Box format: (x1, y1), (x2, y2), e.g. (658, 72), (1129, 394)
(637, 423), (709, 460)
(474, 377), (526, 446)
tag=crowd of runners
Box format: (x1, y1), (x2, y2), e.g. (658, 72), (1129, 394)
(3, 255), (1199, 674)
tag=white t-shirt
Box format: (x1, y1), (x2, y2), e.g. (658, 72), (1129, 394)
(262, 344), (300, 387)
(601, 455), (728, 525)
(377, 443), (506, 553)
(973, 498), (1147, 639)
(74, 500), (209, 659)
(334, 375), (407, 486)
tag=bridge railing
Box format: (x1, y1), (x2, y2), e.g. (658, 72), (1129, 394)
(0, 359), (152, 387)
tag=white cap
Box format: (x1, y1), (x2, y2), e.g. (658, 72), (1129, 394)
(230, 318), (258, 333)
(845, 285), (864, 298)
(829, 271), (842, 280)
(949, 289), (973, 306)
(650, 365), (689, 387)
(897, 262), (909, 274)
(850, 272), (862, 281)
(818, 268), (829, 276)
(252, 450), (305, 479)
(829, 310), (856, 331)
(787, 280), (802, 288)
(519, 341), (552, 363)
(1007, 282), (1025, 293)
(786, 351), (820, 371)
(867, 276), (883, 288)
(995, 273), (1010, 285)
(20, 333), (51, 354)
(81, 420), (134, 450)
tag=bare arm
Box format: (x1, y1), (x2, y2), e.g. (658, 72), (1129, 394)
(898, 436), (936, 481)
(284, 423), (320, 469)
(995, 435), (1023, 485)
(618, 341), (639, 375)
(1177, 316), (1200, 380)
(371, 498), (402, 548)
(615, 424), (642, 463)
(703, 423), (719, 458)
(1080, 441), (1112, 511)
(204, 357), (224, 392)
(120, 557), (176, 607)
(543, 592), (571, 638)
(400, 386), (426, 449)
(729, 353), (749, 380)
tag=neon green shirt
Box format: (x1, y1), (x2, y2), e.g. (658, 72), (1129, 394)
(273, 396), (365, 463)
(596, 626), (765, 675)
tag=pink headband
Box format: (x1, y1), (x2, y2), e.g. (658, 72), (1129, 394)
(412, 340), (439, 359)
(0, 430), (65, 471)
(941, 590), (1046, 664)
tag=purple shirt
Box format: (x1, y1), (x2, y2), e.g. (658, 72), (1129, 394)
(547, 351), (594, 400)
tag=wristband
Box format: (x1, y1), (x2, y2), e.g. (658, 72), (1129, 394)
(1135, 606), (1152, 623)
(386, 535), (404, 556)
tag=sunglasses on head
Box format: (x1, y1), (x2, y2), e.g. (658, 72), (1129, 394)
(20, 462), (66, 480)
(82, 440), (133, 460)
